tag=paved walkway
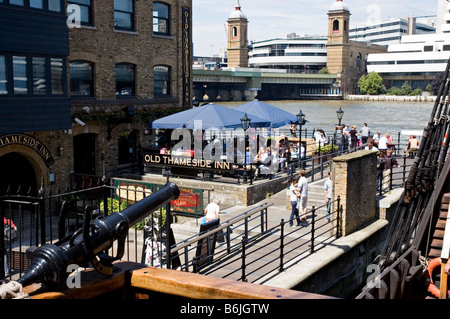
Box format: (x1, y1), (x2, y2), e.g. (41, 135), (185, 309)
(170, 154), (415, 285)
(170, 175), (338, 284)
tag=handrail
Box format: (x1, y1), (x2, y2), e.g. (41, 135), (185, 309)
(170, 202), (273, 255)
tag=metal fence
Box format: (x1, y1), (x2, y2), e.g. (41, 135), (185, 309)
(0, 178), (173, 282)
(169, 197), (342, 284)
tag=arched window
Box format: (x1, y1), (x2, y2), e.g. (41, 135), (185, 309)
(70, 60), (94, 97)
(154, 65), (170, 97)
(357, 53), (362, 72)
(153, 2), (170, 35)
(116, 63), (135, 97)
(232, 26), (238, 38)
(333, 20), (339, 31)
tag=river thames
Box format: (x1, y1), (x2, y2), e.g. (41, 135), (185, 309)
(219, 99), (434, 139)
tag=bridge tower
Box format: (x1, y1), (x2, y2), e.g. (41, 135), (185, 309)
(227, 1), (248, 68)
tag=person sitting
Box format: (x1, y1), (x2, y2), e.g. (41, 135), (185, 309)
(404, 135), (419, 158)
(203, 200), (220, 224)
(365, 140), (378, 152)
(378, 133), (390, 152)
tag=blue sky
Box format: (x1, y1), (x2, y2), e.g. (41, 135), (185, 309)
(192, 0), (438, 57)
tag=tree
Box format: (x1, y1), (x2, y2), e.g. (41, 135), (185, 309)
(431, 72), (445, 95)
(399, 81), (412, 95)
(358, 72), (386, 95)
(318, 67), (329, 74)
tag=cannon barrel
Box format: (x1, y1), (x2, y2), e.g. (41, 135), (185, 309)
(18, 182), (180, 288)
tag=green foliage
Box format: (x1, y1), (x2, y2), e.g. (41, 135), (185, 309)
(431, 72), (445, 95)
(318, 67), (329, 74)
(100, 198), (128, 215)
(99, 198), (166, 231)
(386, 82), (422, 96)
(358, 72), (386, 95)
(316, 144), (338, 153)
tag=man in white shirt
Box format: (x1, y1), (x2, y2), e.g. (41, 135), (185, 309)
(378, 133), (389, 151)
(360, 123), (370, 144)
(297, 170), (308, 223)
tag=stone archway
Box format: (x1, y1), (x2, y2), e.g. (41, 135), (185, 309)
(0, 152), (39, 196)
(0, 143), (51, 196)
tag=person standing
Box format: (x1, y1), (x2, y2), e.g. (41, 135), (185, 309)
(297, 170), (309, 223)
(349, 125), (359, 149)
(3, 217), (17, 277)
(323, 172), (332, 223)
(360, 123), (370, 145)
(288, 178), (301, 227)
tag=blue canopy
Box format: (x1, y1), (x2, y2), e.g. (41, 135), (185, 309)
(234, 99), (298, 128)
(150, 103), (271, 130)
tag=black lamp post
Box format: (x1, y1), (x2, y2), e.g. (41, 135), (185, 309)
(336, 107), (344, 127)
(241, 113), (251, 183)
(336, 107), (345, 152)
(297, 109), (305, 170)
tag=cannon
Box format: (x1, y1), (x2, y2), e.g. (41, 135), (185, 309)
(17, 182), (180, 288)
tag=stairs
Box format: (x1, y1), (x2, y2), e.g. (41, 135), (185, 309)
(305, 178), (328, 215)
(428, 193), (450, 259)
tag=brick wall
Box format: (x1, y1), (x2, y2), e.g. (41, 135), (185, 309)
(332, 150), (377, 236)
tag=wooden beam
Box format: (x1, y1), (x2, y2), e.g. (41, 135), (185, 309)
(24, 262), (336, 299)
(129, 266), (335, 299)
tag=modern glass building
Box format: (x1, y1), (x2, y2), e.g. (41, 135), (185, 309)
(248, 34), (328, 74)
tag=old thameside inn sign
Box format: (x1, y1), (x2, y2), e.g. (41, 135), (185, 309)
(0, 134), (55, 167)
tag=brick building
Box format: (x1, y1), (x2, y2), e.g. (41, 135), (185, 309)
(326, 0), (387, 96)
(0, 0), (192, 195)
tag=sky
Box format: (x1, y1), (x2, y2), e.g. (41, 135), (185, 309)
(192, 0), (439, 57)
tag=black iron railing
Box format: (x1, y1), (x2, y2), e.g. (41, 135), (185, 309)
(170, 197), (342, 284)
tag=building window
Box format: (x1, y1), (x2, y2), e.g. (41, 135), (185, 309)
(13, 56), (28, 95)
(232, 27), (238, 38)
(154, 65), (170, 97)
(30, 0), (43, 9)
(114, 0), (134, 31)
(0, 56), (7, 95)
(70, 60), (94, 97)
(153, 2), (170, 35)
(9, 0), (24, 6)
(48, 0), (62, 12)
(32, 57), (46, 95)
(51, 58), (64, 95)
(68, 0), (92, 25)
(116, 63), (135, 97)
(333, 20), (339, 31)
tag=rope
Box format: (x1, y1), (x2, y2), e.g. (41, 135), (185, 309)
(0, 281), (29, 299)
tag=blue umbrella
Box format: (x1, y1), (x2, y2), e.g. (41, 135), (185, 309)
(234, 99), (298, 128)
(151, 103), (271, 129)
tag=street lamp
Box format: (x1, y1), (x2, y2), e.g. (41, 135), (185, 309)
(336, 107), (345, 152)
(336, 107), (344, 127)
(297, 110), (305, 170)
(241, 113), (251, 183)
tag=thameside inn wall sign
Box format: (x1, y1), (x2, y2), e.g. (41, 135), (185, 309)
(0, 134), (55, 167)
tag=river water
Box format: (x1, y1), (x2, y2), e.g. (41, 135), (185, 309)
(218, 100), (434, 139)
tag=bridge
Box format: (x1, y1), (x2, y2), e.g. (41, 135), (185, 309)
(193, 68), (341, 102)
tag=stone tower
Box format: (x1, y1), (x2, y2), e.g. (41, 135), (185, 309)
(227, 1), (248, 68)
(326, 0), (351, 75)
